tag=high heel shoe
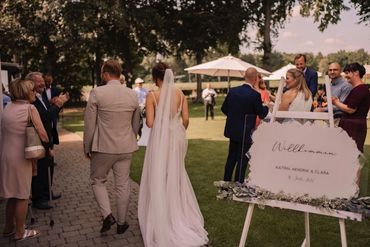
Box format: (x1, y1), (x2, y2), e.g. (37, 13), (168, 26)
(14, 229), (40, 242)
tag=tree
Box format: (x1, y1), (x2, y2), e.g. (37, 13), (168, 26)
(246, 0), (352, 70)
(153, 0), (248, 101)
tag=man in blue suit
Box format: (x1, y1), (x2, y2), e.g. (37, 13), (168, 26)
(294, 54), (318, 98)
(221, 68), (269, 183)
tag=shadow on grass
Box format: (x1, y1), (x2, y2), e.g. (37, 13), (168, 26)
(131, 140), (370, 247)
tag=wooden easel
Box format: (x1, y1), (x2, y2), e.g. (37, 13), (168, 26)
(237, 77), (363, 247)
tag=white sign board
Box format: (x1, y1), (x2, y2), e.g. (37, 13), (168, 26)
(248, 122), (360, 199)
(1, 70), (9, 91)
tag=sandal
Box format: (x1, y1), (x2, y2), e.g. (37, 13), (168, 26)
(2, 229), (15, 237)
(3, 224), (29, 238)
(14, 229), (40, 242)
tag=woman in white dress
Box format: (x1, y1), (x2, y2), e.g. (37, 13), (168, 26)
(138, 63), (208, 247)
(279, 68), (312, 113)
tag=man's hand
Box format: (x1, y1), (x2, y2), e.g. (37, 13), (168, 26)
(85, 152), (91, 160)
(54, 92), (70, 108)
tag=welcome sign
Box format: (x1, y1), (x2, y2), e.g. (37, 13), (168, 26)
(248, 122), (361, 199)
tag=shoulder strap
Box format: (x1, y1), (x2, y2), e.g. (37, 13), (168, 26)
(151, 91), (157, 106)
(178, 88), (183, 111)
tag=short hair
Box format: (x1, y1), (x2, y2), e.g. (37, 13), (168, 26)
(152, 62), (170, 81)
(294, 54), (306, 63)
(101, 59), (122, 78)
(343, 62), (366, 78)
(9, 79), (34, 101)
(25, 72), (43, 82)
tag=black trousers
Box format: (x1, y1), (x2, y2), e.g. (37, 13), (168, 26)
(204, 102), (214, 120)
(31, 156), (54, 203)
(223, 140), (251, 183)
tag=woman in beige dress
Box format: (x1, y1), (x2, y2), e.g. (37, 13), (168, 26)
(0, 79), (49, 241)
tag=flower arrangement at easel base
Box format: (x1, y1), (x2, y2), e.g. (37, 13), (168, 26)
(214, 181), (370, 217)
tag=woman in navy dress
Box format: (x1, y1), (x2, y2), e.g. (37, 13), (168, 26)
(332, 63), (370, 153)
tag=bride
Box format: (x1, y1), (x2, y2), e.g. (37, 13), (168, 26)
(138, 63), (208, 247)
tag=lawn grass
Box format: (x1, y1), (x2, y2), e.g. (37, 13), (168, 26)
(61, 106), (370, 247)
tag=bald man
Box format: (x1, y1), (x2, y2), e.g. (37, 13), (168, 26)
(315, 62), (352, 115)
(221, 68), (269, 183)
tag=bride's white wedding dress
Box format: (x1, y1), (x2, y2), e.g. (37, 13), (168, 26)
(138, 69), (208, 247)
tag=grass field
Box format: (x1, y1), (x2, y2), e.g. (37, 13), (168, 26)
(61, 102), (370, 247)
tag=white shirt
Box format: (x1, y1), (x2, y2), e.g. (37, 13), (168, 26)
(134, 87), (148, 106)
(202, 88), (217, 102)
(45, 88), (52, 101)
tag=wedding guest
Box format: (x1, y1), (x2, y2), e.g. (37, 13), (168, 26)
(119, 74), (126, 86)
(202, 83), (217, 120)
(254, 73), (270, 128)
(2, 83), (11, 108)
(314, 85), (326, 108)
(43, 74), (59, 104)
(84, 59), (140, 234)
(279, 68), (312, 113)
(222, 68), (269, 183)
(332, 63), (370, 153)
(133, 78), (148, 108)
(0, 79), (48, 241)
(294, 54), (318, 98)
(25, 72), (68, 210)
(315, 63), (352, 116)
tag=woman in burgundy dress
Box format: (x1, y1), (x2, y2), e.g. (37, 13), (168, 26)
(332, 63), (370, 153)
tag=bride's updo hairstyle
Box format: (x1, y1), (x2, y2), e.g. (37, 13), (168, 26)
(152, 62), (170, 85)
(287, 68), (311, 100)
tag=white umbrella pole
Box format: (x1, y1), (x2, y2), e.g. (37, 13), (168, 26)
(227, 70), (231, 92)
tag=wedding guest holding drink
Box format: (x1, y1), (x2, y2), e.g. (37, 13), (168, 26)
(332, 63), (370, 153)
(0, 79), (49, 241)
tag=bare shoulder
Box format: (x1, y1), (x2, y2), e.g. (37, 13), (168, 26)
(282, 89), (297, 101)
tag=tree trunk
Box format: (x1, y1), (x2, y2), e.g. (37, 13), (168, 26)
(195, 52), (203, 103)
(120, 35), (133, 88)
(94, 50), (102, 86)
(262, 0), (272, 71)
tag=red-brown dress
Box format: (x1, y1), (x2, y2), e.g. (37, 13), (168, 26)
(339, 84), (370, 153)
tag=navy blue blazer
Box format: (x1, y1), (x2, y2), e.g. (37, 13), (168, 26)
(221, 84), (269, 143)
(304, 67), (318, 97)
(33, 94), (61, 147)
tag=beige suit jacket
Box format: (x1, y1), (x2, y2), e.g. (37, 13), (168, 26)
(83, 80), (140, 154)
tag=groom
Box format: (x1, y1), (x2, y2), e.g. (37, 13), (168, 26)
(83, 59), (140, 234)
(221, 68), (269, 183)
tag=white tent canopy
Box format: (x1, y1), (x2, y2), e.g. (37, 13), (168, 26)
(185, 55), (271, 78)
(263, 63), (296, 81)
(264, 63), (323, 81)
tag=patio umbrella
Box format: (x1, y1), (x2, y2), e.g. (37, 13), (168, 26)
(185, 55), (271, 90)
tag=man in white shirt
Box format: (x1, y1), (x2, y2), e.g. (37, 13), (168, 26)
(202, 83), (217, 120)
(133, 78), (148, 108)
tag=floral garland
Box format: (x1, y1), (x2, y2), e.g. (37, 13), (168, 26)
(214, 181), (370, 217)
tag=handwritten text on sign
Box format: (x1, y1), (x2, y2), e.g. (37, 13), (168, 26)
(248, 122), (360, 199)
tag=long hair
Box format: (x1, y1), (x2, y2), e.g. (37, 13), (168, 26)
(287, 68), (311, 100)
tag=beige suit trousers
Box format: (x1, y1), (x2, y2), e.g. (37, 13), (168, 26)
(90, 152), (132, 225)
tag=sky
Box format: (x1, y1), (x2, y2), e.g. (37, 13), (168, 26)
(241, 4), (370, 55)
